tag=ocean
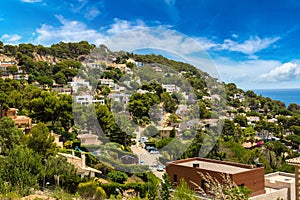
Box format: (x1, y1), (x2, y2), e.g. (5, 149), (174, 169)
(252, 88), (300, 106)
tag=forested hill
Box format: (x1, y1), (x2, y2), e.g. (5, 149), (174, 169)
(0, 40), (298, 112)
(2, 41), (300, 199)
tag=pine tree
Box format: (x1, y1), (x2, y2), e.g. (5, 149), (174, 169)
(160, 173), (172, 200)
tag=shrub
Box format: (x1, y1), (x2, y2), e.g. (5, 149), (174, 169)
(107, 171), (128, 183)
(77, 181), (107, 200)
(95, 186), (107, 200)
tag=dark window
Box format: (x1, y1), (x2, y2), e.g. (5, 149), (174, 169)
(202, 180), (207, 191)
(174, 174), (178, 183)
(238, 183), (245, 187)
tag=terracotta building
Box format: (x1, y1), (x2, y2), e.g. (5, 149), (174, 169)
(0, 108), (32, 129)
(166, 157), (265, 197)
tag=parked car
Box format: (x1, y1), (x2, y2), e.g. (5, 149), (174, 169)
(146, 146), (156, 151)
(150, 150), (159, 154)
(157, 165), (164, 172)
(140, 160), (145, 165)
(147, 147), (158, 152)
(140, 137), (148, 143)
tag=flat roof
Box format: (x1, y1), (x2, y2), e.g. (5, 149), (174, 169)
(286, 156), (300, 165)
(265, 172), (295, 184)
(176, 160), (251, 174)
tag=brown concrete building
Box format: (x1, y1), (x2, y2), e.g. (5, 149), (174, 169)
(0, 108), (32, 129)
(77, 133), (100, 146)
(157, 127), (179, 138)
(166, 157), (265, 197)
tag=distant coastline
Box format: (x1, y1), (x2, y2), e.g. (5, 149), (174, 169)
(253, 88), (300, 106)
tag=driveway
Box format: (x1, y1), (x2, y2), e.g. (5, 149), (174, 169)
(131, 145), (165, 179)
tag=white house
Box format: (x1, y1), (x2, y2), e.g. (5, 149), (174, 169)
(162, 84), (179, 93)
(75, 95), (105, 105)
(68, 77), (92, 93)
(99, 79), (115, 88)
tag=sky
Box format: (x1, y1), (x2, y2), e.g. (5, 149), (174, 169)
(1, 0), (300, 89)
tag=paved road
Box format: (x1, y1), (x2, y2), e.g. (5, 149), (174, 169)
(131, 145), (165, 179)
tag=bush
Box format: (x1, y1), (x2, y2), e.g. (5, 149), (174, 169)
(95, 186), (107, 200)
(101, 182), (148, 198)
(78, 181), (98, 198)
(107, 171), (128, 184)
(78, 181), (107, 200)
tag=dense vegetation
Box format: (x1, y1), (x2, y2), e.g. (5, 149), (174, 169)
(1, 41), (300, 199)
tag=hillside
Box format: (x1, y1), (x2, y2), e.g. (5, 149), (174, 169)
(1, 41), (300, 199)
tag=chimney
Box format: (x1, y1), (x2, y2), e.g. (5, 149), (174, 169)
(81, 152), (86, 168)
(193, 163), (200, 168)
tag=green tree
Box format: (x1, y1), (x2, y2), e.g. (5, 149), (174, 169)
(115, 114), (135, 136)
(101, 86), (111, 96)
(146, 172), (159, 200)
(128, 92), (159, 125)
(0, 146), (42, 196)
(0, 117), (23, 154)
(244, 126), (256, 145)
(45, 155), (78, 187)
(95, 104), (132, 146)
(170, 127), (176, 138)
(26, 122), (57, 158)
(6, 65), (19, 75)
(234, 114), (248, 127)
(174, 179), (197, 200)
(30, 92), (72, 129)
(161, 92), (177, 113)
(107, 171), (128, 184)
(53, 71), (67, 84)
(160, 173), (172, 200)
(142, 125), (158, 137)
(286, 134), (300, 149)
(290, 125), (300, 135)
(37, 75), (53, 87)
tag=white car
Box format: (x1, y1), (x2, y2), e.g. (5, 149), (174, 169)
(150, 150), (159, 154)
(157, 165), (164, 172)
(140, 137), (148, 143)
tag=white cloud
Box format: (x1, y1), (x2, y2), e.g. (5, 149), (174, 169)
(35, 15), (106, 46)
(217, 36), (280, 55)
(185, 35), (280, 55)
(1, 34), (22, 43)
(32, 17), (291, 88)
(104, 25), (211, 57)
(21, 0), (42, 3)
(232, 34), (238, 38)
(211, 57), (286, 89)
(258, 62), (300, 82)
(194, 38), (218, 50)
(106, 19), (142, 35)
(70, 0), (87, 13)
(84, 7), (100, 20)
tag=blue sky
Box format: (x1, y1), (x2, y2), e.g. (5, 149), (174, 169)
(1, 0), (300, 89)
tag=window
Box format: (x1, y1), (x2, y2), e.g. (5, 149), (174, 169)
(202, 180), (207, 191)
(173, 174), (178, 183)
(238, 183), (245, 187)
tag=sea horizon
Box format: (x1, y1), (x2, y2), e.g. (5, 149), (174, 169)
(252, 88), (300, 106)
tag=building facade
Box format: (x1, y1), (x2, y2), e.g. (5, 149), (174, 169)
(166, 157), (265, 197)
